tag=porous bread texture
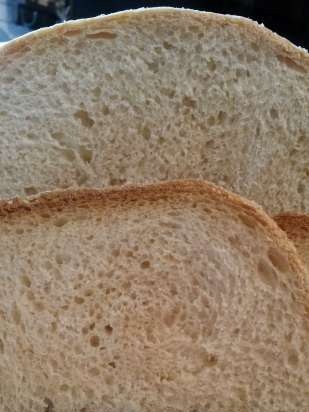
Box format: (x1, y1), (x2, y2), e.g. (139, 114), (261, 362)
(0, 8), (308, 213)
(0, 180), (308, 412)
(275, 213), (309, 271)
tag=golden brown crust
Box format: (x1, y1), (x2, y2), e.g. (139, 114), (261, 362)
(274, 214), (309, 278)
(275, 214), (309, 240)
(0, 179), (307, 291)
(0, 179), (256, 217)
(0, 7), (308, 70)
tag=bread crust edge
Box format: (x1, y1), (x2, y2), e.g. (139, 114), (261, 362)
(0, 7), (307, 71)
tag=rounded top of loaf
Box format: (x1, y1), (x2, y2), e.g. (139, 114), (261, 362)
(1, 7), (308, 67)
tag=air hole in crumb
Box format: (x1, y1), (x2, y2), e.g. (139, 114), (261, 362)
(12, 304), (21, 325)
(217, 111), (227, 124)
(92, 87), (101, 99)
(141, 126), (151, 140)
(163, 305), (180, 327)
(207, 59), (216, 72)
(24, 187), (38, 196)
(60, 148), (75, 162)
(270, 108), (279, 119)
(102, 105), (110, 115)
(85, 387), (94, 399)
(104, 325), (113, 335)
(105, 375), (113, 385)
(183, 96), (196, 108)
(51, 131), (65, 144)
(79, 146), (93, 163)
(251, 42), (259, 52)
(297, 135), (305, 145)
(86, 31), (117, 39)
(89, 367), (100, 376)
(146, 60), (159, 73)
(76, 170), (88, 185)
(141, 260), (150, 269)
(60, 384), (69, 391)
(0, 339), (4, 354)
(287, 349), (299, 367)
(74, 110), (95, 128)
(84, 289), (93, 297)
(195, 43), (202, 53)
(55, 255), (64, 265)
(235, 68), (243, 79)
(89, 322), (95, 331)
(20, 275), (31, 288)
(257, 259), (278, 289)
(43, 398), (54, 412)
(110, 177), (127, 186)
(46, 63), (58, 76)
(204, 353), (218, 367)
(74, 296), (85, 304)
(163, 41), (173, 49)
(297, 182), (305, 194)
(207, 116), (215, 126)
(268, 247), (290, 273)
(161, 88), (175, 98)
(90, 335), (100, 347)
(53, 217), (68, 227)
(27, 290), (35, 301)
(16, 228), (24, 235)
(111, 248), (119, 259)
(205, 139), (215, 149)
(108, 361), (116, 368)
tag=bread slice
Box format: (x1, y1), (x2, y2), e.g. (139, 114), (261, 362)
(0, 180), (308, 412)
(0, 8), (308, 213)
(275, 213), (309, 270)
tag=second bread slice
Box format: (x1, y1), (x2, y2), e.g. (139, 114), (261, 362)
(0, 8), (308, 214)
(0, 180), (308, 411)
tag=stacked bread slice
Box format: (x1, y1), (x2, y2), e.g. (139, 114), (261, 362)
(0, 8), (308, 412)
(0, 7), (308, 214)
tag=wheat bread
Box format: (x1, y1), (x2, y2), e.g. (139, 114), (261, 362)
(0, 180), (308, 411)
(0, 8), (308, 213)
(275, 213), (309, 271)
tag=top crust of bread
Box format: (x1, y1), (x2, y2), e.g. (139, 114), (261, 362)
(1, 7), (308, 70)
(0, 179), (307, 288)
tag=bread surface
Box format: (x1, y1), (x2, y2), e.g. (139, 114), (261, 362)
(0, 180), (308, 411)
(0, 8), (308, 213)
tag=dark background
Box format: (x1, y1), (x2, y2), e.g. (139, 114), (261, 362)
(17, 0), (309, 49)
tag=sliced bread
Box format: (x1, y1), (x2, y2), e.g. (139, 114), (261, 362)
(275, 213), (309, 270)
(0, 180), (308, 412)
(0, 8), (308, 213)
